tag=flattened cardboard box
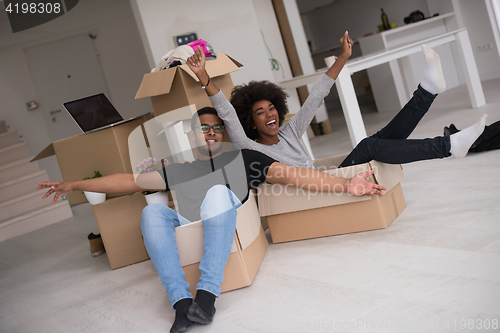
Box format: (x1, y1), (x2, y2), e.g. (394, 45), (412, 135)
(31, 114), (153, 205)
(135, 53), (242, 117)
(257, 154), (406, 243)
(92, 191), (268, 295)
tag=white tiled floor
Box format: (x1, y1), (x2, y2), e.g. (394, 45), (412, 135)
(1, 80), (500, 333)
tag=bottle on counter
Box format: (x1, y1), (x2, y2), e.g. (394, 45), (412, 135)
(381, 8), (391, 30)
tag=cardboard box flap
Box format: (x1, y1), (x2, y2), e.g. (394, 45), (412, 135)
(313, 153), (349, 170)
(180, 53), (243, 82)
(370, 160), (404, 191)
(176, 221), (208, 266)
(176, 191), (261, 267)
(322, 164), (371, 179)
(135, 67), (177, 99)
(235, 190), (261, 251)
(314, 154), (404, 191)
(31, 143), (55, 162)
(225, 54), (243, 68)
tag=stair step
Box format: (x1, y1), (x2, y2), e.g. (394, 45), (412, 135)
(0, 131), (19, 149)
(0, 120), (6, 134)
(0, 170), (49, 203)
(0, 190), (54, 222)
(0, 200), (73, 242)
(0, 157), (41, 183)
(0, 142), (30, 167)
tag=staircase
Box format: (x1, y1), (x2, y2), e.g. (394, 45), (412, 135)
(0, 120), (73, 242)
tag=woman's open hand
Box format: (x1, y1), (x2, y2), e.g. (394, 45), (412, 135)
(187, 45), (207, 75)
(348, 170), (387, 196)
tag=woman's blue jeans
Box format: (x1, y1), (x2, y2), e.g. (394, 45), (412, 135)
(141, 185), (242, 308)
(340, 85), (452, 167)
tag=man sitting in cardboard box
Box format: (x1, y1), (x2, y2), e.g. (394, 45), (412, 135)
(38, 108), (385, 333)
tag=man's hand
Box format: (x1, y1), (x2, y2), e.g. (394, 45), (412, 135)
(339, 31), (353, 59)
(348, 170), (387, 196)
(38, 181), (74, 205)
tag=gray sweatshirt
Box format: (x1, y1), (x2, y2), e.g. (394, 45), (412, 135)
(209, 74), (335, 169)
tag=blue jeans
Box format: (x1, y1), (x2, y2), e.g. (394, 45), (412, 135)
(340, 85), (451, 167)
(141, 185), (242, 308)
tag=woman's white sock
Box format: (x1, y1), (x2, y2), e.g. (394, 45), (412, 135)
(420, 45), (446, 95)
(450, 114), (488, 158)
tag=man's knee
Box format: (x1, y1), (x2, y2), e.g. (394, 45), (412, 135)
(200, 185), (238, 221)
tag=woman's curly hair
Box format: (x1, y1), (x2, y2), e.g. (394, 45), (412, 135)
(230, 80), (289, 141)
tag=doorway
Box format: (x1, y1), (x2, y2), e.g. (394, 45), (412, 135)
(25, 34), (110, 142)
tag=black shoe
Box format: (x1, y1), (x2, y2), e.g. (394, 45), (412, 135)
(186, 302), (216, 325)
(443, 126), (451, 136)
(444, 123), (460, 136)
(170, 299), (195, 333)
(449, 124), (460, 134)
(170, 319), (194, 333)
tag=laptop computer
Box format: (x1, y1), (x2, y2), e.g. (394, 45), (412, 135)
(63, 93), (149, 134)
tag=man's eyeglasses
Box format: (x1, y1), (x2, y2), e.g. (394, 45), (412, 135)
(196, 124), (225, 133)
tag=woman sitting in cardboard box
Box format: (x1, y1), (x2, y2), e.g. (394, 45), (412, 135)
(187, 31), (488, 169)
(38, 108), (385, 333)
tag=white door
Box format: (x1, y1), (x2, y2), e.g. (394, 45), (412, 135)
(26, 34), (110, 141)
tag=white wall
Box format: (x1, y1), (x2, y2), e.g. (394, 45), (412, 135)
(250, 0), (302, 113)
(300, 0), (500, 81)
(0, 0), (153, 181)
(130, 0), (275, 86)
(426, 0), (454, 15)
(251, 0), (295, 83)
(453, 0), (500, 80)
(486, 0), (500, 59)
(301, 0), (431, 53)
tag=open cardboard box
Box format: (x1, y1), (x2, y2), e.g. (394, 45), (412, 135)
(31, 114), (154, 205)
(177, 190), (268, 295)
(257, 154), (406, 243)
(92, 191), (268, 295)
(135, 53), (242, 117)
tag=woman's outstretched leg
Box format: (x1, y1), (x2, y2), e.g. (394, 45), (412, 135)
(420, 45), (447, 95)
(372, 45), (446, 140)
(340, 115), (488, 167)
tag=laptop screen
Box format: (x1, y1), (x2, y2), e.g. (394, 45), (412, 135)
(63, 93), (123, 133)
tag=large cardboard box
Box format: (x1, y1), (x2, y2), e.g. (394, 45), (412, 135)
(91, 192), (150, 269)
(135, 53), (242, 117)
(257, 154), (406, 243)
(91, 191), (268, 295)
(31, 114), (153, 204)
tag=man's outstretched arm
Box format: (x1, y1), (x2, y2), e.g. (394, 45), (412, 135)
(38, 172), (165, 204)
(265, 162), (386, 196)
